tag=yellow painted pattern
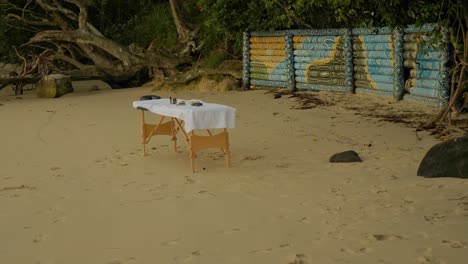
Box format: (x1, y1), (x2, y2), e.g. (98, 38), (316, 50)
(250, 36), (285, 43)
(356, 35), (376, 89)
(249, 36), (286, 76)
(354, 35), (394, 90)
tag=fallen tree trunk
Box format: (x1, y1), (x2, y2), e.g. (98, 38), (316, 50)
(0, 75), (41, 90)
(3, 0), (192, 90)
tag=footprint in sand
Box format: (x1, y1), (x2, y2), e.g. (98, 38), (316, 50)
(50, 166), (64, 177)
(95, 151), (129, 167)
(198, 190), (216, 196)
(204, 152), (225, 161)
(35, 260), (55, 264)
(287, 253), (308, 264)
(249, 248), (273, 254)
(217, 227), (241, 235)
(369, 234), (405, 241)
(184, 176), (195, 184)
(423, 213), (446, 223)
(175, 250), (200, 263)
(416, 254), (447, 264)
(275, 163), (290, 168)
(242, 155), (264, 161)
(340, 247), (372, 255)
(279, 243), (292, 249)
(33, 234), (48, 243)
(0, 185), (37, 192)
(441, 240), (466, 248)
(161, 238), (182, 247)
(52, 215), (67, 224)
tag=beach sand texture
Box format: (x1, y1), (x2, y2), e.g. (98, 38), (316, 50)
(1, 85), (467, 264)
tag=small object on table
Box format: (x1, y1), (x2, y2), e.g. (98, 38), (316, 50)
(177, 101), (186, 106)
(191, 102), (203, 107)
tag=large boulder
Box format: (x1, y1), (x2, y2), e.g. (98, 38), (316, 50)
(36, 74), (73, 98)
(417, 135), (468, 178)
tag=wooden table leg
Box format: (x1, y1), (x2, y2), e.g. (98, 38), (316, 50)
(190, 131), (195, 173)
(140, 114), (166, 157)
(189, 129), (231, 172)
(171, 118), (178, 153)
(141, 110), (147, 156)
(225, 128), (230, 168)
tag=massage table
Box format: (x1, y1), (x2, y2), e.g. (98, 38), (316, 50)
(132, 98), (236, 172)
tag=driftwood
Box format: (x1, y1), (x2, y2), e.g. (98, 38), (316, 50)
(0, 75), (41, 87)
(2, 0), (195, 89)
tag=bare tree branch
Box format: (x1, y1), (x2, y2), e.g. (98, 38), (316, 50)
(6, 13), (56, 27)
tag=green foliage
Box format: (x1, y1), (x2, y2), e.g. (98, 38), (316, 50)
(106, 3), (178, 49)
(0, 7), (31, 63)
(85, 0), (177, 48)
(203, 51), (228, 68)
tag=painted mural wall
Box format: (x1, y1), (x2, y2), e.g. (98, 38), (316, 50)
(352, 28), (395, 97)
(249, 36), (288, 88)
(242, 24), (450, 106)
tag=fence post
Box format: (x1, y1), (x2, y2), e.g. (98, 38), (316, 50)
(242, 32), (251, 90)
(393, 28), (404, 101)
(285, 34), (296, 92)
(343, 28), (354, 93)
(438, 27), (450, 107)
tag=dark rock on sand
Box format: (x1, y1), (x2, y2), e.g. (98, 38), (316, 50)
(329, 150), (362, 163)
(417, 135), (468, 178)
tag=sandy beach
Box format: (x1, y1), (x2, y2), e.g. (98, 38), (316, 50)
(1, 84), (467, 264)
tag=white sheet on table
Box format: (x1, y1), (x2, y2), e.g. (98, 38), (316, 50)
(132, 99), (236, 133)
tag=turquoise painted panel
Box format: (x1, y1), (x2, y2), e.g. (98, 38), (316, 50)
(354, 65), (394, 75)
(354, 34), (392, 42)
(354, 58), (393, 67)
(353, 42), (393, 51)
(250, 73), (289, 81)
(295, 62), (345, 70)
(355, 88), (394, 97)
(250, 67), (287, 74)
(355, 81), (394, 91)
(297, 83), (349, 92)
(295, 70), (346, 77)
(294, 56), (337, 62)
(296, 76), (346, 83)
(270, 60), (289, 76)
(294, 49), (343, 57)
(355, 73), (394, 84)
(354, 50), (393, 59)
(251, 79), (288, 88)
(296, 42), (340, 50)
(410, 69), (439, 80)
(294, 36), (341, 43)
(403, 50), (441, 60)
(410, 87), (440, 97)
(293, 49), (336, 57)
(404, 60), (440, 70)
(413, 79), (439, 89)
